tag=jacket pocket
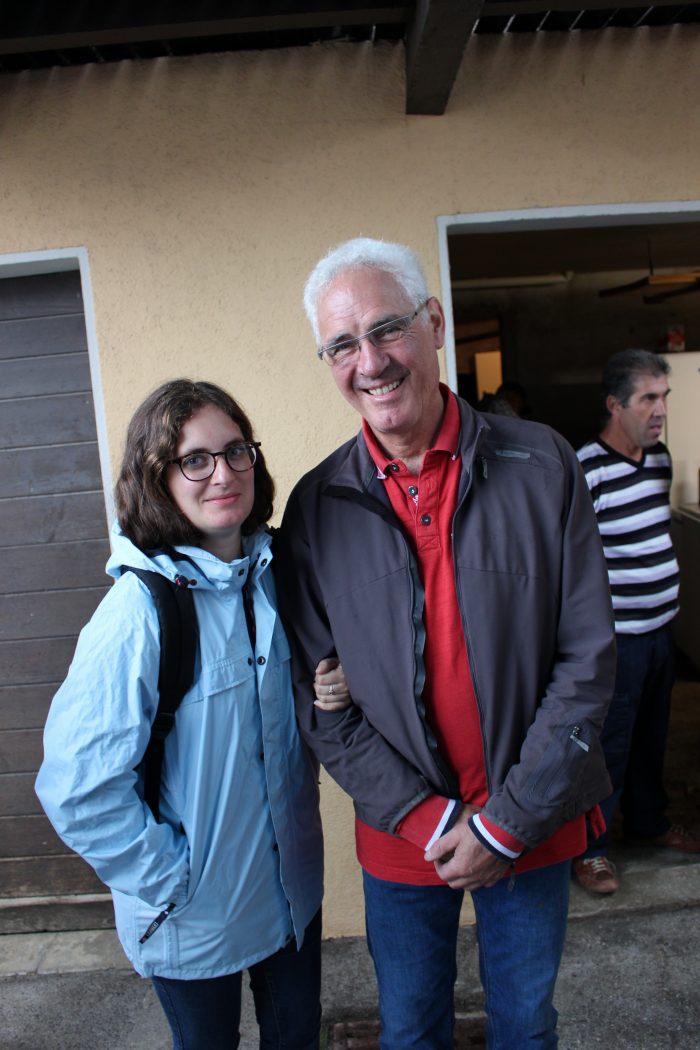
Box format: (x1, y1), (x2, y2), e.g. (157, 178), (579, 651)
(112, 888), (182, 976)
(132, 896), (181, 974)
(525, 723), (593, 807)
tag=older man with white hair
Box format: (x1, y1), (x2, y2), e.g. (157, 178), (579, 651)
(276, 237), (616, 1050)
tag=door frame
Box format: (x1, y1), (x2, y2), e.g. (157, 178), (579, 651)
(0, 246), (113, 523)
(436, 201), (700, 394)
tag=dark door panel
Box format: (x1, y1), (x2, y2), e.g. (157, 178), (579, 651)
(0, 270), (112, 932)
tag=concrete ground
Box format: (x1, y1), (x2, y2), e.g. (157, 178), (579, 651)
(5, 664), (699, 1048)
(1, 843), (699, 1050)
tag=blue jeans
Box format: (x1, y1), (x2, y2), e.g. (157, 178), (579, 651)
(584, 625), (674, 858)
(363, 863), (570, 1050)
(151, 910), (321, 1050)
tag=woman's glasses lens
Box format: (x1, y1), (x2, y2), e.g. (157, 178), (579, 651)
(224, 444), (256, 472)
(179, 444), (257, 481)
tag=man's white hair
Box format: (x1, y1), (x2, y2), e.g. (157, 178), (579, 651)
(303, 237), (429, 343)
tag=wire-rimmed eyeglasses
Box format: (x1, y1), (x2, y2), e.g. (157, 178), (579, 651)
(317, 301), (428, 366)
(170, 442), (261, 482)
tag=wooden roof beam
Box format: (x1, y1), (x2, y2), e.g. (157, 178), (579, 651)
(405, 0), (484, 115)
(0, 6), (407, 55)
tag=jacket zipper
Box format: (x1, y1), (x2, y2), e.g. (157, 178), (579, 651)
(401, 532), (459, 796)
(139, 902), (176, 944)
(570, 725), (590, 752)
(450, 432), (493, 793)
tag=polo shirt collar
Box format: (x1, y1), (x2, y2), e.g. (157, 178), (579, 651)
(362, 383), (460, 477)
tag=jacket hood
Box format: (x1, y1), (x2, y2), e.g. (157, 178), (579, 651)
(106, 522), (273, 594)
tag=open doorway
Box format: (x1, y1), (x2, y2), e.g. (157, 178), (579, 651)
(437, 203), (700, 871)
(437, 203), (700, 451)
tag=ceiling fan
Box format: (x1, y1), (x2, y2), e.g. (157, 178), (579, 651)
(598, 240), (700, 300)
(643, 277), (700, 305)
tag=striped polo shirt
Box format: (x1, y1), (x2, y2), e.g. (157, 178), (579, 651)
(577, 438), (679, 635)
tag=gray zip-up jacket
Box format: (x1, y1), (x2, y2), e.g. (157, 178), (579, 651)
(276, 396), (615, 850)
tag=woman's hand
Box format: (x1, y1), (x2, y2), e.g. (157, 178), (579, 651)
(313, 656), (352, 712)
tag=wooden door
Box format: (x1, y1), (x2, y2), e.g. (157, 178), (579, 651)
(0, 270), (113, 932)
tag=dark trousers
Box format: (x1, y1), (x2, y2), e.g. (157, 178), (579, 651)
(585, 624), (674, 857)
(151, 910), (322, 1050)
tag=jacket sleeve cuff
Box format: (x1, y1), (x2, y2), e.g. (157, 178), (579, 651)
(396, 796), (459, 850)
(470, 813), (523, 860)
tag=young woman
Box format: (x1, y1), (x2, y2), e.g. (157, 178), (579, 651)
(36, 379), (347, 1050)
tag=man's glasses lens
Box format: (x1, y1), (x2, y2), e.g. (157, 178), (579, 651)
(319, 303), (426, 364)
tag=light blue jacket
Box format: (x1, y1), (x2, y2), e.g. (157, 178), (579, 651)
(36, 526), (323, 979)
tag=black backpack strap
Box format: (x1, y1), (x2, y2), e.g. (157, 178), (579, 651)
(122, 566), (198, 822)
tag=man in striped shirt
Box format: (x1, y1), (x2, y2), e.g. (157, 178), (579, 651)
(575, 348), (700, 894)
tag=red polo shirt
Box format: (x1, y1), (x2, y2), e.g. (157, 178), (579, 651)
(355, 387), (590, 884)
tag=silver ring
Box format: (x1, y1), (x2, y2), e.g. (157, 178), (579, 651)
(328, 684), (335, 695)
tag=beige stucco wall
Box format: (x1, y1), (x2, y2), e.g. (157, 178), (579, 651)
(3, 28), (699, 936)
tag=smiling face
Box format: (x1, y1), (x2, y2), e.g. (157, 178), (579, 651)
(166, 403), (255, 562)
(316, 267), (446, 464)
(604, 372), (670, 460)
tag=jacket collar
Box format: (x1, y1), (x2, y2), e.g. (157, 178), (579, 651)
(107, 523), (273, 593)
(323, 392), (489, 499)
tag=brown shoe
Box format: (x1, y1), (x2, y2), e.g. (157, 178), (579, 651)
(573, 857), (620, 895)
(646, 824), (700, 852)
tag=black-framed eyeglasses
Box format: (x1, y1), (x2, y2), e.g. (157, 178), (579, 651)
(170, 442), (261, 481)
(317, 301), (428, 366)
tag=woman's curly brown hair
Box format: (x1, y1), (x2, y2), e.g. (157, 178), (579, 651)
(115, 379), (274, 552)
